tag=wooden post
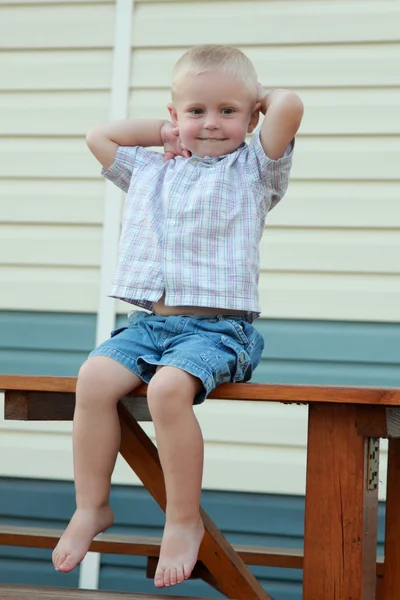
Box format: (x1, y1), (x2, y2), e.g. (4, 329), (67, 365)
(303, 403), (379, 600)
(380, 438), (400, 600)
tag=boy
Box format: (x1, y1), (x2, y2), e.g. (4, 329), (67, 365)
(52, 44), (303, 588)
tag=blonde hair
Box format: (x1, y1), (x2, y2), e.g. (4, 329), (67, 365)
(172, 44), (258, 96)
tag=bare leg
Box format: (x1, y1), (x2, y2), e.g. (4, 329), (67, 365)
(147, 366), (205, 588)
(52, 356), (142, 572)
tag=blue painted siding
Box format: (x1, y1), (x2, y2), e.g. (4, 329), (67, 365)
(0, 312), (96, 376)
(0, 478), (386, 600)
(0, 478), (79, 588)
(1, 310), (399, 385)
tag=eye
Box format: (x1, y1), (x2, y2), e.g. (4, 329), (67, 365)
(189, 108), (204, 115)
(221, 108), (235, 115)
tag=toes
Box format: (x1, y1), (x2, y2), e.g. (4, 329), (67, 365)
(52, 551), (78, 573)
(169, 567), (178, 587)
(164, 567), (171, 587)
(183, 561), (195, 580)
(154, 566), (165, 588)
(58, 556), (77, 573)
(52, 550), (64, 571)
(176, 565), (185, 584)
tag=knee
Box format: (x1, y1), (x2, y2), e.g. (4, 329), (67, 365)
(76, 358), (117, 408)
(147, 376), (191, 424)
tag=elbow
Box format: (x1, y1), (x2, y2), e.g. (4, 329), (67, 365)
(280, 91), (304, 136)
(282, 90), (304, 114)
(86, 125), (102, 152)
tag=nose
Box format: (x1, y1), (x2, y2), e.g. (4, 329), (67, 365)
(204, 113), (219, 129)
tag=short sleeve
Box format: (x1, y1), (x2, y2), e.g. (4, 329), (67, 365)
(101, 146), (156, 193)
(247, 128), (295, 211)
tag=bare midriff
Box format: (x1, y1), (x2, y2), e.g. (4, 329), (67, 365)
(152, 292), (245, 317)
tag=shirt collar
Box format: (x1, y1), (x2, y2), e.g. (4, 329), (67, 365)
(189, 142), (246, 164)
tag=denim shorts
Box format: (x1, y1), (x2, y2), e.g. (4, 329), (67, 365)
(89, 311), (264, 404)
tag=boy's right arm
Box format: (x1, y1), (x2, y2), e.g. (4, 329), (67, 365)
(86, 119), (171, 169)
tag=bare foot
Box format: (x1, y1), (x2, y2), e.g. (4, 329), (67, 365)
(154, 517), (205, 588)
(52, 506), (114, 572)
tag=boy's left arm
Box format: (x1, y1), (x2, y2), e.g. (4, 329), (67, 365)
(258, 87), (304, 160)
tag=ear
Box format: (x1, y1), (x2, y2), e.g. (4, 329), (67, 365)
(247, 104), (261, 134)
(167, 103), (179, 126)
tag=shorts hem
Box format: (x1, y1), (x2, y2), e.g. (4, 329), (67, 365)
(89, 348), (145, 382)
(140, 356), (215, 404)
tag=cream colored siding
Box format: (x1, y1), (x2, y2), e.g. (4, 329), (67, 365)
(0, 1), (113, 313)
(0, 0), (399, 496)
(1, 0), (399, 320)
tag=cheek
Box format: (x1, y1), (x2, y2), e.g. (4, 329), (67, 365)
(226, 119), (248, 138)
(178, 120), (199, 142)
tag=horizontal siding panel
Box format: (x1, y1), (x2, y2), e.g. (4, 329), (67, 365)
(130, 45), (400, 89)
(0, 92), (109, 135)
(0, 4), (115, 49)
(260, 229), (400, 274)
(258, 320), (400, 364)
(0, 349), (86, 378)
(4, 0), (111, 4)
(293, 136), (400, 181)
(0, 311), (95, 377)
(255, 359), (400, 388)
(2, 51), (112, 91)
(267, 181), (400, 229)
(0, 311), (96, 351)
(133, 2), (400, 46)
(0, 266), (99, 312)
(9, 225), (400, 278)
(2, 136), (399, 181)
(0, 139), (99, 179)
(129, 88), (400, 136)
(299, 88), (400, 135)
(258, 272), (400, 321)
(1, 225), (101, 267)
(0, 180), (104, 225)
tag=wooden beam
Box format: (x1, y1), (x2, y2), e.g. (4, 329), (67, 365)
(303, 403), (379, 600)
(117, 402), (272, 600)
(356, 405), (400, 439)
(5, 391), (151, 422)
(0, 584), (218, 599)
(1, 375), (400, 406)
(0, 524), (386, 576)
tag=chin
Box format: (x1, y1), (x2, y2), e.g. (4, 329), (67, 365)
(195, 143), (238, 158)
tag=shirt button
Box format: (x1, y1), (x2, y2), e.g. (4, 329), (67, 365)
(169, 219), (177, 227)
(239, 354), (245, 364)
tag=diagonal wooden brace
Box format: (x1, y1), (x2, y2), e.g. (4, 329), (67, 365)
(117, 402), (272, 600)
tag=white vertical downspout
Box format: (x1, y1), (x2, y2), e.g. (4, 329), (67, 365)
(78, 0), (134, 590)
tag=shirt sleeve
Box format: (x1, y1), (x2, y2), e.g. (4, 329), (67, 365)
(101, 146), (156, 193)
(247, 128), (295, 211)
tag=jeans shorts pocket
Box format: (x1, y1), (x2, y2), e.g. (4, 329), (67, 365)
(220, 335), (252, 383)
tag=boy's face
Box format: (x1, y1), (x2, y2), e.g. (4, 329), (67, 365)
(168, 71), (259, 158)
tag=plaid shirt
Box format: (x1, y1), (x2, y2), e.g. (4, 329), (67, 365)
(102, 130), (294, 320)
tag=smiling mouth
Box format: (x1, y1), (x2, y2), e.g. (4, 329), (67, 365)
(197, 138), (227, 141)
